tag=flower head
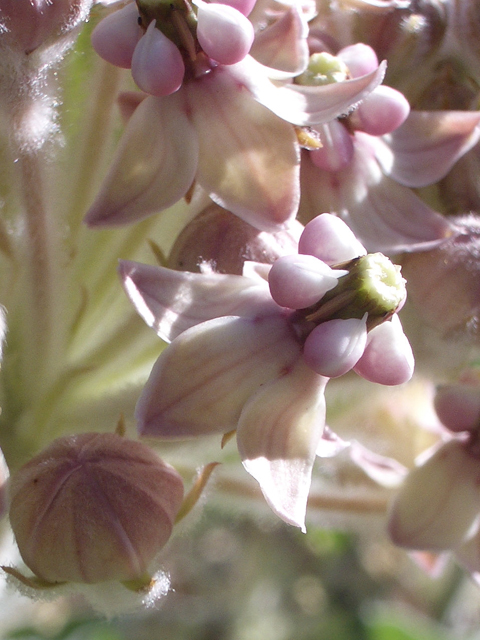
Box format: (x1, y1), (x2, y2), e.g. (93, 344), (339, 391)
(119, 214), (413, 530)
(298, 44), (480, 253)
(85, 2), (386, 231)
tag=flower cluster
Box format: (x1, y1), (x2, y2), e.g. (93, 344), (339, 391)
(120, 214), (413, 530)
(2, 0), (480, 618)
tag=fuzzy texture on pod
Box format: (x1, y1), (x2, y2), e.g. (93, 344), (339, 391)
(9, 433), (184, 584)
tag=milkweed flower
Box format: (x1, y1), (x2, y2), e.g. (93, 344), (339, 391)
(298, 44), (480, 253)
(84, 1), (386, 231)
(119, 214), (413, 530)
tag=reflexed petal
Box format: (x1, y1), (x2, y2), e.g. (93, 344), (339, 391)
(119, 260), (279, 342)
(238, 359), (327, 530)
(84, 94), (199, 226)
(380, 111), (480, 187)
(300, 135), (455, 254)
(136, 315), (302, 437)
(354, 315), (414, 385)
(388, 440), (480, 551)
(349, 441), (407, 488)
(185, 67), (300, 231)
(250, 6), (309, 78)
(233, 55), (386, 126)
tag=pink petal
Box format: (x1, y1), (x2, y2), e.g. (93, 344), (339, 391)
(136, 315), (302, 437)
(249, 6), (309, 77)
(380, 110), (480, 187)
(119, 260), (279, 342)
(233, 55), (386, 126)
(84, 94), (198, 226)
(184, 67), (300, 231)
(238, 359), (327, 530)
(300, 135), (455, 254)
(349, 441), (407, 488)
(353, 315), (414, 385)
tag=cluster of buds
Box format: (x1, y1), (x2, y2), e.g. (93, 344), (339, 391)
(270, 214), (413, 384)
(91, 0), (255, 96)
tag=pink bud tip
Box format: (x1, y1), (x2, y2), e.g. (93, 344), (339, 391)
(310, 121), (354, 172)
(299, 213), (366, 265)
(434, 384), (480, 433)
(131, 22), (185, 96)
(195, 0), (254, 65)
(337, 43), (379, 79)
(268, 254), (342, 309)
(303, 317), (368, 377)
(350, 86), (411, 136)
(91, 3), (142, 69)
(214, 0), (257, 16)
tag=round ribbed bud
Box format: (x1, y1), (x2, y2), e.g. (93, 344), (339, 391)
(168, 203), (302, 275)
(9, 433), (184, 585)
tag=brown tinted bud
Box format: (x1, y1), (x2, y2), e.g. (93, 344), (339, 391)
(167, 203), (302, 275)
(9, 433), (183, 585)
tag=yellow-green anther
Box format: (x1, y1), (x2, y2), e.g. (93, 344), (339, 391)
(296, 52), (349, 86)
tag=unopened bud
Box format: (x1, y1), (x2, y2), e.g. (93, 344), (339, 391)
(168, 203), (302, 275)
(9, 433), (184, 586)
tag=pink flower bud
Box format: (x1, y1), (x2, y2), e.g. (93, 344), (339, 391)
(91, 2), (142, 69)
(354, 315), (414, 385)
(388, 440), (480, 551)
(337, 43), (379, 79)
(298, 213), (367, 265)
(0, 0), (90, 53)
(9, 433), (184, 584)
(309, 121), (355, 172)
(131, 22), (185, 96)
(349, 86), (411, 136)
(194, 0), (254, 65)
(167, 203), (302, 275)
(303, 316), (368, 377)
(434, 384), (480, 433)
(268, 254), (344, 309)
(215, 0), (257, 16)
